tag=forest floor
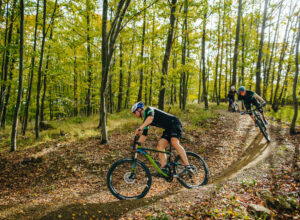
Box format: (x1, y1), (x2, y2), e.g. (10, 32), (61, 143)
(0, 105), (299, 219)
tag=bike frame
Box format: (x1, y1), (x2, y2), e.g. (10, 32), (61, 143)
(131, 146), (175, 178)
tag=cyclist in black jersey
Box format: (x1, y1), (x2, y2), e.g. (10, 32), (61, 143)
(131, 101), (194, 176)
(228, 86), (237, 111)
(237, 86), (268, 126)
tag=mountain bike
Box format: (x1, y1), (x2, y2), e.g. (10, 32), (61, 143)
(241, 106), (270, 142)
(107, 136), (209, 200)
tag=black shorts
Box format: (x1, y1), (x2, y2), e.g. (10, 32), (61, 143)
(161, 120), (182, 142)
(244, 98), (263, 114)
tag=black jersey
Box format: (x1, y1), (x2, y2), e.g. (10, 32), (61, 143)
(238, 90), (255, 104)
(228, 90), (237, 100)
(142, 107), (180, 136)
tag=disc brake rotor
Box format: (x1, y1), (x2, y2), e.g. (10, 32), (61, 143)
(124, 172), (136, 184)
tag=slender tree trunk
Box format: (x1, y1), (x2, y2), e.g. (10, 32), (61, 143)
(1, 48), (17, 128)
(158, 0), (177, 110)
(0, 1), (9, 112)
(73, 46), (78, 116)
(241, 17), (245, 86)
(125, 24), (135, 109)
(198, 58), (201, 104)
(218, 13), (225, 105)
(86, 0), (92, 116)
(291, 16), (299, 134)
(255, 0), (268, 95)
(137, 0), (146, 102)
(202, 11), (208, 109)
(22, 0), (40, 135)
(41, 23), (54, 123)
(0, 0), (17, 122)
(149, 13), (155, 106)
(232, 0), (242, 86)
(35, 0), (47, 139)
(117, 40), (123, 112)
(272, 4), (295, 111)
(11, 0), (24, 152)
(181, 0), (188, 110)
(266, 3), (282, 102)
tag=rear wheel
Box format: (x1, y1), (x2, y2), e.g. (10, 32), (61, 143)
(107, 158), (152, 200)
(175, 152), (209, 188)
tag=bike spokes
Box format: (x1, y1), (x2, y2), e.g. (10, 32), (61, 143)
(107, 158), (152, 200)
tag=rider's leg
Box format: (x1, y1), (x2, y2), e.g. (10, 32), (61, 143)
(171, 137), (189, 166)
(245, 103), (255, 124)
(157, 138), (169, 168)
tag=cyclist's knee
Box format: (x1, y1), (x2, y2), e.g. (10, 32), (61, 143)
(170, 138), (179, 147)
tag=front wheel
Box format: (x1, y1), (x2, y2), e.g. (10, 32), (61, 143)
(107, 158), (152, 200)
(255, 115), (270, 142)
(175, 152), (209, 188)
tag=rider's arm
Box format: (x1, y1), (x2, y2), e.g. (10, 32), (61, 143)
(139, 116), (154, 130)
(254, 93), (264, 102)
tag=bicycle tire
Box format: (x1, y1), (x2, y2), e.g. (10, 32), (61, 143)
(175, 152), (209, 189)
(255, 115), (271, 142)
(107, 158), (152, 200)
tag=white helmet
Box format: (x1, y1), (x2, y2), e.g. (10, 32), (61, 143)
(231, 86), (235, 90)
(131, 101), (144, 113)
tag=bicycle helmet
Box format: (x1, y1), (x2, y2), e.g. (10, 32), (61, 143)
(237, 86), (246, 93)
(231, 86), (235, 90)
(131, 101), (144, 113)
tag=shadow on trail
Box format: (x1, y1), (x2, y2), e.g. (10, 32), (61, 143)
(13, 191), (174, 220)
(212, 133), (270, 184)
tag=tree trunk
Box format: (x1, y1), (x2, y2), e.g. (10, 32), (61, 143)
(22, 0), (40, 135)
(73, 46), (78, 116)
(272, 3), (295, 111)
(125, 26), (134, 109)
(291, 16), (299, 134)
(1, 47), (17, 129)
(137, 0), (146, 102)
(117, 40), (123, 112)
(202, 11), (208, 109)
(41, 22), (54, 123)
(232, 0), (242, 87)
(100, 0), (131, 144)
(158, 0), (177, 110)
(255, 0), (268, 95)
(11, 0), (24, 152)
(181, 0), (188, 110)
(86, 0), (92, 116)
(35, 0), (47, 139)
(0, 0), (17, 122)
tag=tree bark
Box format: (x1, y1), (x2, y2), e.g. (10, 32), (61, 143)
(22, 0), (40, 135)
(11, 0), (24, 152)
(117, 40), (123, 112)
(255, 0), (268, 95)
(202, 11), (208, 109)
(0, 0), (17, 122)
(100, 0), (131, 144)
(35, 0), (47, 139)
(232, 0), (242, 87)
(137, 0), (146, 102)
(158, 0), (177, 110)
(291, 16), (299, 134)
(86, 0), (92, 116)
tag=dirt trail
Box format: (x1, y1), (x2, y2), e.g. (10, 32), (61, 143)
(0, 110), (277, 219)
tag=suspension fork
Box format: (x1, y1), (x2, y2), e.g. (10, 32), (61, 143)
(130, 152), (138, 173)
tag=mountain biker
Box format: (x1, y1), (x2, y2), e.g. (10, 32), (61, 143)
(228, 86), (237, 111)
(237, 86), (268, 126)
(131, 101), (194, 176)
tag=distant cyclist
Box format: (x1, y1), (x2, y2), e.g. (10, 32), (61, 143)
(228, 86), (237, 111)
(131, 101), (194, 176)
(237, 86), (268, 126)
